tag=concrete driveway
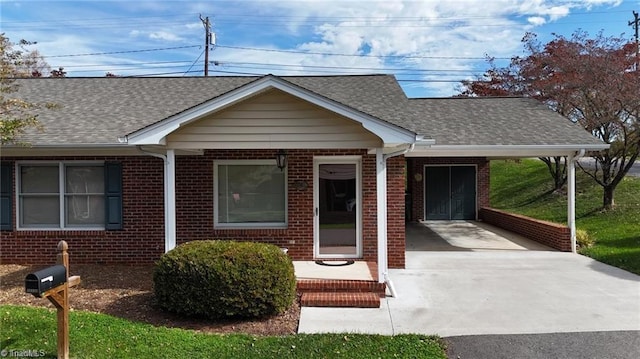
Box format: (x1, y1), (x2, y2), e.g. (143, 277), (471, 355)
(298, 222), (640, 336)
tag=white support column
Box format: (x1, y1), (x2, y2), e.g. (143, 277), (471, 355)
(166, 149), (177, 252)
(376, 148), (388, 284)
(568, 152), (577, 253)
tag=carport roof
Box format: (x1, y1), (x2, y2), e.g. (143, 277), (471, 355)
(403, 96), (605, 147)
(9, 74), (606, 152)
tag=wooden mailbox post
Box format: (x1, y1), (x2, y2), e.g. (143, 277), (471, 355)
(25, 241), (81, 359)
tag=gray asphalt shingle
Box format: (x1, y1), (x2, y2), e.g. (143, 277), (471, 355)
(403, 97), (604, 146)
(10, 75), (603, 147)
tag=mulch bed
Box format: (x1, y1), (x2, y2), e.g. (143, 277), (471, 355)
(0, 264), (299, 336)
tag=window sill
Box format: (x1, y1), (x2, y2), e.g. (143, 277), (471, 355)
(16, 227), (106, 232)
(214, 224), (288, 230)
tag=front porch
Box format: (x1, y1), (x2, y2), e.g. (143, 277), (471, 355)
(294, 260), (385, 308)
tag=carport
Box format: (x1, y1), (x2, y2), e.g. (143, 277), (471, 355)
(406, 221), (554, 252)
(401, 97), (610, 255)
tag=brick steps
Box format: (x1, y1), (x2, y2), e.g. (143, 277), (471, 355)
(301, 292), (381, 308)
(297, 279), (385, 308)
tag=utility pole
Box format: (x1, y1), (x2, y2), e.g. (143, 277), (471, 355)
(200, 15), (211, 76)
(629, 10), (639, 69)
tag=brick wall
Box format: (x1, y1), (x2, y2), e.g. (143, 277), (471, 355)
(1, 150), (407, 267)
(386, 156), (406, 268)
(406, 157), (489, 221)
(0, 156), (165, 265)
(479, 207), (571, 251)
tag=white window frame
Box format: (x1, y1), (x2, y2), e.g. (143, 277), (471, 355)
(16, 161), (106, 230)
(213, 159), (288, 229)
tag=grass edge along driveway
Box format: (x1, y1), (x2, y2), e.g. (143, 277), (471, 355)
(0, 305), (447, 359)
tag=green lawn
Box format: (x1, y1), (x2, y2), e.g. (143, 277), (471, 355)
(0, 305), (446, 359)
(490, 159), (640, 275)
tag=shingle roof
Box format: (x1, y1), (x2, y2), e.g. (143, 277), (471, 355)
(402, 97), (604, 146)
(10, 75), (603, 147)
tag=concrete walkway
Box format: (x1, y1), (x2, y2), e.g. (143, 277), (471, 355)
(298, 222), (640, 336)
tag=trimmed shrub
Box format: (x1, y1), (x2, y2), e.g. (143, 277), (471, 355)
(154, 240), (296, 319)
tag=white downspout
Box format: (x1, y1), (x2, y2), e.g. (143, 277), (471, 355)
(137, 147), (176, 253)
(568, 149), (585, 253)
(376, 144), (413, 298)
(166, 149), (177, 252)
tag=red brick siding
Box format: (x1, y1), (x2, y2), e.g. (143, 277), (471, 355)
(1, 150), (406, 267)
(0, 156), (165, 265)
(479, 207), (571, 251)
(386, 156), (405, 268)
(406, 157), (489, 221)
(175, 149), (405, 267)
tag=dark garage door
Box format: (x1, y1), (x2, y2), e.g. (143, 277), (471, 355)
(425, 166), (476, 220)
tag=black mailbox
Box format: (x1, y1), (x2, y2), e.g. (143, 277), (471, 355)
(25, 265), (67, 297)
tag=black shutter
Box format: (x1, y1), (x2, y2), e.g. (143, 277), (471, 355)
(0, 163), (12, 230)
(104, 162), (123, 230)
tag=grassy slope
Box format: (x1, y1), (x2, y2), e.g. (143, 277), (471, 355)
(490, 159), (640, 275)
(0, 306), (446, 359)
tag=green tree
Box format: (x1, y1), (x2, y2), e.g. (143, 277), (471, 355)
(0, 34), (57, 145)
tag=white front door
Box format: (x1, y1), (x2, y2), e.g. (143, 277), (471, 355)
(313, 157), (362, 258)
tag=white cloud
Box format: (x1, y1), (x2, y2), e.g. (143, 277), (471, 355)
(2, 0), (627, 95)
(545, 6), (571, 21)
(253, 0), (530, 95)
(234, 0), (625, 96)
(528, 16), (547, 26)
(149, 31), (183, 42)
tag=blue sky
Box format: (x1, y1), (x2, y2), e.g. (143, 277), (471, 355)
(1, 0), (638, 97)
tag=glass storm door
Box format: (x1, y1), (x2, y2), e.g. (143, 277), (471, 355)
(314, 158), (361, 258)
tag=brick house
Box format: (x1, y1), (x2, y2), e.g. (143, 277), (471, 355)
(0, 74), (607, 287)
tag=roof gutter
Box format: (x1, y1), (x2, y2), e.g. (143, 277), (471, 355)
(412, 144), (610, 151)
(383, 143), (414, 161)
(408, 143), (609, 158)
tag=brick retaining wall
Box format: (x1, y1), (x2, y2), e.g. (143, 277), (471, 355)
(479, 207), (571, 251)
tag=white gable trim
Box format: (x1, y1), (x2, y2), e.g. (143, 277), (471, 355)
(126, 75), (416, 146)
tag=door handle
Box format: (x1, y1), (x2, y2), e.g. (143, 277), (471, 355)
(315, 207), (318, 216)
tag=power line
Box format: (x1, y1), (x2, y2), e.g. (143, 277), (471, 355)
(43, 45), (201, 58)
(183, 49), (205, 77)
(51, 60), (484, 78)
(54, 60), (198, 68)
(125, 70), (203, 77)
(65, 64), (201, 74)
(208, 68), (472, 82)
(3, 8), (633, 25)
(214, 61), (478, 73)
(215, 45), (510, 60)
